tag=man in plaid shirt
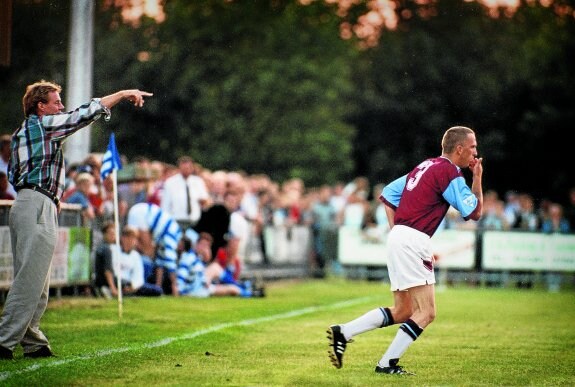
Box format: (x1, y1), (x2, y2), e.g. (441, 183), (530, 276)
(0, 80), (152, 360)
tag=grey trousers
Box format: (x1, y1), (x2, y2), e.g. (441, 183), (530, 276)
(0, 189), (57, 352)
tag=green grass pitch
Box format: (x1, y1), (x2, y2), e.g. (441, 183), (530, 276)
(1, 278), (574, 386)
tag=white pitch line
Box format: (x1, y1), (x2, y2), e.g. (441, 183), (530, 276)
(0, 296), (375, 382)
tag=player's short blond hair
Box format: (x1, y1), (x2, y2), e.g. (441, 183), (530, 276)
(441, 126), (474, 154)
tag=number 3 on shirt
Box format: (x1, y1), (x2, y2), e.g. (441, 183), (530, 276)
(406, 160), (434, 191)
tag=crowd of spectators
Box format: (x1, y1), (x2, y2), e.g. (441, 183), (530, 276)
(443, 188), (574, 234)
(2, 146), (574, 293)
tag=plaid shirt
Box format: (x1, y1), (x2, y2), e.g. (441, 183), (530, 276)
(8, 99), (110, 199)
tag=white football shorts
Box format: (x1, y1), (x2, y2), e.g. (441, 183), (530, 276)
(387, 225), (435, 291)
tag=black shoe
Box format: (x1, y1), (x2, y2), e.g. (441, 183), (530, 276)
(375, 358), (415, 375)
(24, 346), (55, 358)
(327, 325), (351, 369)
(0, 346), (13, 360)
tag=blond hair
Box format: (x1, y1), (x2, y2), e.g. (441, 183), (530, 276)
(441, 126), (474, 154)
(22, 80), (62, 118)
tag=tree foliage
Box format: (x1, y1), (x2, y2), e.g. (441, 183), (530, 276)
(0, 0), (573, 200)
(347, 0), (575, 202)
(93, 0), (357, 185)
(0, 2), (70, 130)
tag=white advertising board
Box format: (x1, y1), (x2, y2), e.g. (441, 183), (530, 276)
(0, 226), (92, 290)
(338, 226), (476, 269)
(482, 231), (575, 271)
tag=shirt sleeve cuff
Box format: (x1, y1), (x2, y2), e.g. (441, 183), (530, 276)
(93, 98), (112, 122)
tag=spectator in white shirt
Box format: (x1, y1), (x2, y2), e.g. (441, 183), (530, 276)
(112, 225), (163, 297)
(161, 156), (209, 229)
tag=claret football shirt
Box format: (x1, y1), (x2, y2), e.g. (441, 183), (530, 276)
(380, 156), (478, 237)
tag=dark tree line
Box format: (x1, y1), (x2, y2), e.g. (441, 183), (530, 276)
(0, 0), (573, 203)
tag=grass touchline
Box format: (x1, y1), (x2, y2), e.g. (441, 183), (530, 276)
(0, 295), (376, 382)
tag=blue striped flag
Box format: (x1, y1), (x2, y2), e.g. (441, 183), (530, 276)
(100, 133), (122, 180)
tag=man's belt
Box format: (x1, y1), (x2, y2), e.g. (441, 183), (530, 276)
(16, 184), (60, 206)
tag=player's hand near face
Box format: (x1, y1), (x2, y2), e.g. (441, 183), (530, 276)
(470, 157), (483, 178)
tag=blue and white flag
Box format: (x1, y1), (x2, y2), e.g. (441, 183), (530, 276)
(101, 133), (122, 180)
(101, 132), (124, 316)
